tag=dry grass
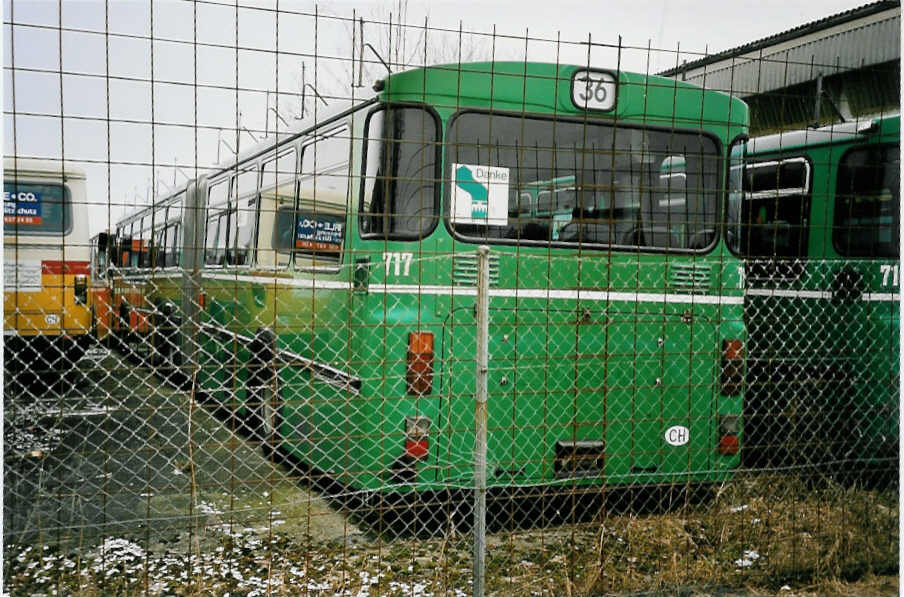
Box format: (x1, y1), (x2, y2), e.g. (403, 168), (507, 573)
(4, 473), (898, 596)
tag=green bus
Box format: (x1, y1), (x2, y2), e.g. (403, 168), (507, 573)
(106, 62), (749, 493)
(728, 114), (899, 472)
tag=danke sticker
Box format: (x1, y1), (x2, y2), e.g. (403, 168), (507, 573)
(450, 163), (509, 226)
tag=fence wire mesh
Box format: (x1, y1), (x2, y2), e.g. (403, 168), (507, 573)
(3, 2), (900, 596)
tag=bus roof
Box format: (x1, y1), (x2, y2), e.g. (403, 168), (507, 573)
(116, 187), (186, 229)
(747, 113), (900, 154)
(379, 61), (749, 130)
(3, 157), (86, 182)
(208, 96), (377, 175)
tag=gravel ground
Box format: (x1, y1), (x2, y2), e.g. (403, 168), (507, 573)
(3, 346), (356, 551)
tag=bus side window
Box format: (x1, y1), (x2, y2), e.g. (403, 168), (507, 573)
(536, 190), (553, 213)
(137, 221), (152, 268)
(260, 148), (297, 269)
(296, 128), (349, 265)
(228, 168), (258, 266)
(168, 223), (181, 267)
(741, 157), (810, 260)
(204, 214), (221, 266)
(834, 145), (899, 258)
(154, 227), (166, 268)
(205, 180), (229, 266)
(165, 197), (183, 268)
(91, 233), (110, 278)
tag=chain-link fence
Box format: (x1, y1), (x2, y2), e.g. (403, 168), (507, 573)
(4, 2), (899, 596)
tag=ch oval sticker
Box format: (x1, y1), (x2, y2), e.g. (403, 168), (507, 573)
(664, 425), (690, 447)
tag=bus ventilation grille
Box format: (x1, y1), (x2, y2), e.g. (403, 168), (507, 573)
(668, 263), (711, 294)
(452, 254), (500, 286)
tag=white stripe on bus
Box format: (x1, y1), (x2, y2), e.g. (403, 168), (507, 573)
(203, 272), (351, 290)
(204, 272), (900, 303)
(372, 285), (745, 305)
(745, 288), (832, 299)
(202, 274), (743, 305)
(862, 293), (900, 302)
(746, 288), (900, 302)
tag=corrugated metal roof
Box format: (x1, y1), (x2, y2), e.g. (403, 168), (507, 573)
(659, 1), (900, 97)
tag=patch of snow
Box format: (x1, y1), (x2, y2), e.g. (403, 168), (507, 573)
(197, 501), (222, 515)
(734, 549), (760, 568)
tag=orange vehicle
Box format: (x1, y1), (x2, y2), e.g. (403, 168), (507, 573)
(4, 158), (93, 373)
(89, 235), (154, 336)
(90, 207), (178, 363)
(88, 231), (115, 341)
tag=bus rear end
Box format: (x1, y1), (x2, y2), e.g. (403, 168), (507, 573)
(4, 159), (92, 377)
(344, 63), (748, 492)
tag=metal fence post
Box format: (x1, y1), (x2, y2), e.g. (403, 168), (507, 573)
(473, 245), (490, 597)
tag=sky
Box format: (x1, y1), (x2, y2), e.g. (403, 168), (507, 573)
(3, 0), (874, 234)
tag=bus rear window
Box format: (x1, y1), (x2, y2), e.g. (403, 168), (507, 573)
(834, 145), (899, 258)
(445, 113), (721, 251)
(360, 106), (440, 240)
(3, 182), (72, 236)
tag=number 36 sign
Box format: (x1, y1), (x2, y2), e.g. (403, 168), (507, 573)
(571, 69), (617, 112)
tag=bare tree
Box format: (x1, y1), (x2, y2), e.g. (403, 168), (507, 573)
(267, 3), (493, 132)
(352, 1), (493, 88)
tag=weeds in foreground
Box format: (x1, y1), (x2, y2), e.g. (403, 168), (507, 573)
(4, 473), (898, 596)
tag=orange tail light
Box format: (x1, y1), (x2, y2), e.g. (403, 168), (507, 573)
(406, 332), (434, 395)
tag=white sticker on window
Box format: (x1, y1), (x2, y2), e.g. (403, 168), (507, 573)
(4, 260), (42, 292)
(450, 163), (509, 227)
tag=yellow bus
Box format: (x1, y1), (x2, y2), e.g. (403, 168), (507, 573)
(4, 158), (92, 376)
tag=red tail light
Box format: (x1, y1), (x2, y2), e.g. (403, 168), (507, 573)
(198, 292), (207, 310)
(723, 339), (743, 360)
(718, 434), (740, 455)
(404, 416), (431, 461)
(406, 332), (434, 395)
(721, 338), (744, 396)
(718, 415), (740, 456)
(405, 439), (430, 460)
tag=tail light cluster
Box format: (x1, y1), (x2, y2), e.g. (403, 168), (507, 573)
(720, 338), (743, 396)
(404, 415), (431, 461)
(718, 415), (740, 456)
(397, 331), (435, 476)
(718, 338), (743, 456)
(406, 332), (434, 395)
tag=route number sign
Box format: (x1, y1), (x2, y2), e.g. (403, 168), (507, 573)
(571, 69), (616, 112)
